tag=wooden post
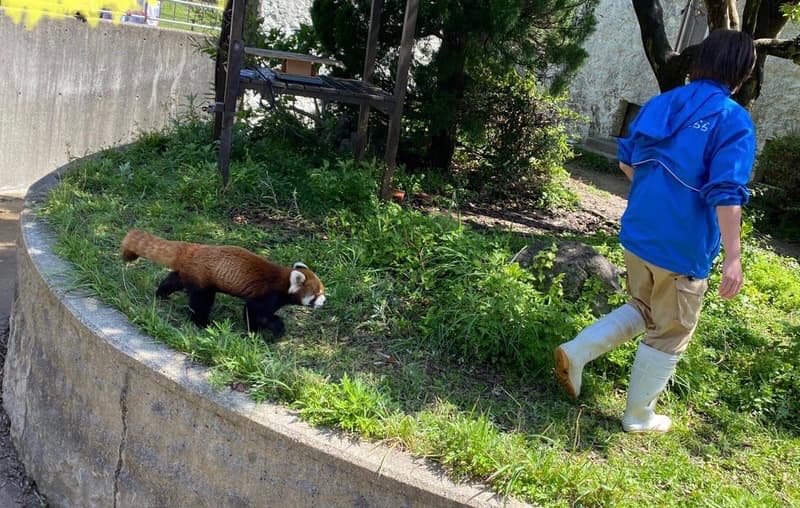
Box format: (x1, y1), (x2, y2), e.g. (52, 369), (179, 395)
(354, 0), (384, 161)
(212, 0), (233, 141)
(380, 0), (418, 200)
(217, 0), (246, 185)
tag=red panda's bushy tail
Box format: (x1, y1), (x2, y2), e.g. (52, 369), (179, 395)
(120, 229), (180, 269)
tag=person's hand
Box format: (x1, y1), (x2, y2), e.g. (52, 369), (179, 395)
(719, 256), (743, 299)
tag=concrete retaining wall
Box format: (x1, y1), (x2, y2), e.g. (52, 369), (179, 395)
(0, 16), (214, 192)
(2, 163), (524, 507)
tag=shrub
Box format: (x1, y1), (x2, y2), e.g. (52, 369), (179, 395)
(751, 133), (800, 238)
(457, 70), (578, 207)
(305, 159), (379, 216)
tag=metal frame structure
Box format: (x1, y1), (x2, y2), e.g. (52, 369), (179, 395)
(212, 0), (419, 200)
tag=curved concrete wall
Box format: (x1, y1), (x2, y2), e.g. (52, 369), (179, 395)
(0, 16), (214, 193)
(3, 162), (525, 507)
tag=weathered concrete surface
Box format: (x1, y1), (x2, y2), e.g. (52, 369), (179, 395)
(0, 17), (214, 192)
(567, 0), (800, 146)
(0, 194), (44, 507)
(3, 166), (527, 507)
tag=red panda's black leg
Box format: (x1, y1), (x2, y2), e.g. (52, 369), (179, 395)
(264, 315), (285, 337)
(156, 271), (184, 299)
(243, 300), (285, 338)
(187, 287), (216, 327)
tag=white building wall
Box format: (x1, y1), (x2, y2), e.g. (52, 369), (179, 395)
(567, 0), (800, 146)
(751, 22), (800, 138)
(260, 0), (312, 34)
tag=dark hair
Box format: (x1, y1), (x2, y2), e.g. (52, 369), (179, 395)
(689, 29), (756, 91)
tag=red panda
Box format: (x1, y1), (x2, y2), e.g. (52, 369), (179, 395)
(120, 229), (325, 337)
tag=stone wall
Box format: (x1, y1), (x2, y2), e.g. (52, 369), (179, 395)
(261, 0), (312, 34)
(567, 0), (800, 146)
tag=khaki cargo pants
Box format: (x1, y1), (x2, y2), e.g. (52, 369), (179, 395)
(624, 250), (708, 355)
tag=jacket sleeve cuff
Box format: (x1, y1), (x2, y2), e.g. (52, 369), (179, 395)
(701, 184), (750, 207)
(617, 138), (633, 165)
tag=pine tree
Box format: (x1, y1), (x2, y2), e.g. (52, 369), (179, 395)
(311, 0), (599, 172)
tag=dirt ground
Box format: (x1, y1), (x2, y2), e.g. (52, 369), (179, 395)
(450, 165), (631, 238)
(457, 165), (799, 261)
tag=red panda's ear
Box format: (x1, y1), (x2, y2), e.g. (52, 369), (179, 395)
(289, 270), (306, 294)
(293, 262), (308, 270)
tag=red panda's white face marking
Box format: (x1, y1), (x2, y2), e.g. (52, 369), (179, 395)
(289, 269), (306, 294)
(290, 262), (326, 308)
(303, 293), (326, 308)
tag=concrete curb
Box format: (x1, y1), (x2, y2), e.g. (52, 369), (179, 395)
(3, 159), (528, 507)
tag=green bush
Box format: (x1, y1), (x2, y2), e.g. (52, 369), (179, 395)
(757, 134), (800, 194)
(311, 0), (598, 173)
(305, 159), (379, 216)
(344, 204), (600, 368)
(751, 133), (800, 239)
(457, 70), (578, 207)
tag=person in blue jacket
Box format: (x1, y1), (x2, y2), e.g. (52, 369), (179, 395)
(554, 29), (757, 433)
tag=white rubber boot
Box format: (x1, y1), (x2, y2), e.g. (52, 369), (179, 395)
(554, 304), (645, 399)
(622, 343), (681, 433)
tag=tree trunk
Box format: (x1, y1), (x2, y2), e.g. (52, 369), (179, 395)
(631, 0), (692, 91)
(428, 131), (457, 172)
(632, 0), (797, 108)
(427, 34), (467, 171)
(734, 0), (792, 106)
(213, 0), (234, 141)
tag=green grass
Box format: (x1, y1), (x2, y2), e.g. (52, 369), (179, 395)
(569, 147), (619, 174)
(38, 118), (800, 506)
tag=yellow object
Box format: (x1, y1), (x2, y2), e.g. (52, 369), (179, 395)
(1, 0), (225, 28)
(2, 0), (136, 27)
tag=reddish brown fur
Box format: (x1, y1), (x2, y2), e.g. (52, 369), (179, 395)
(120, 229), (324, 302)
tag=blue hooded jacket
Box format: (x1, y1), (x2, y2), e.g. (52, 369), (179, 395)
(617, 79), (756, 278)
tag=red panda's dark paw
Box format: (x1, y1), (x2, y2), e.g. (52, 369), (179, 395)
(189, 312), (211, 328)
(264, 315), (286, 339)
(246, 312), (285, 339)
